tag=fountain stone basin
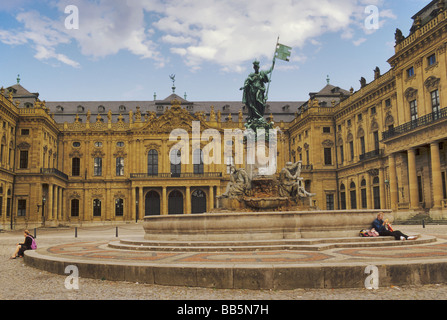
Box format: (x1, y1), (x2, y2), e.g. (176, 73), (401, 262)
(143, 209), (392, 241)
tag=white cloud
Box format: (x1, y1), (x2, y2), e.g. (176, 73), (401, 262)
(0, 0), (396, 71)
(353, 38), (367, 46)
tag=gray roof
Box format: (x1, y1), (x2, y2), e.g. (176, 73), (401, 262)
(45, 93), (305, 124)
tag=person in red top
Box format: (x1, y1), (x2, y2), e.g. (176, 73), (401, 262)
(10, 230), (34, 259)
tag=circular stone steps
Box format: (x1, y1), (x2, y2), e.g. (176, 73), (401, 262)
(107, 234), (433, 252)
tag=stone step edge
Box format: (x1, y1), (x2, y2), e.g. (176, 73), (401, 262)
(107, 235), (434, 252)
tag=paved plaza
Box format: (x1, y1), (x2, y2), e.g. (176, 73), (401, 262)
(2, 223), (447, 300)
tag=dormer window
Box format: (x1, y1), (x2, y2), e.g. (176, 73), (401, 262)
(77, 105), (85, 113)
(98, 105), (105, 113)
(119, 105), (126, 112)
(331, 87), (340, 93)
(56, 105), (64, 112)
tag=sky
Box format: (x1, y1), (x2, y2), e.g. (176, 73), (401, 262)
(0, 0), (432, 103)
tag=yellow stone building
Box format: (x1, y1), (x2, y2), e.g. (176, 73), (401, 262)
(1, 0), (447, 229)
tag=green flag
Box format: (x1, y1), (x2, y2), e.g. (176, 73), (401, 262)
(275, 43), (292, 61)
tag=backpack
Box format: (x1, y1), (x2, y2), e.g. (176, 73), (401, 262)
(360, 229), (379, 237)
(28, 236), (37, 250)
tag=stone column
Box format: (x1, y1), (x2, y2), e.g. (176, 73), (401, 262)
(162, 187), (167, 215)
(388, 153), (398, 211)
(138, 187), (144, 220)
(209, 186), (214, 212)
(431, 142), (443, 209)
(47, 184), (53, 220)
(61, 189), (65, 222)
(407, 148), (419, 210)
(131, 187), (137, 221)
(379, 168), (386, 210)
(186, 186), (191, 214)
(365, 175), (372, 210)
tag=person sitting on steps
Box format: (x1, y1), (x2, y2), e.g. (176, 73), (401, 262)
(10, 230), (35, 259)
(372, 212), (418, 241)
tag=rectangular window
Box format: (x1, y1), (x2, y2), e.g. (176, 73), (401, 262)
(94, 157), (102, 176)
(72, 158), (81, 176)
(323, 127), (331, 133)
(370, 106), (376, 115)
(93, 199), (102, 217)
(350, 141), (354, 161)
(116, 157), (124, 176)
(115, 199), (124, 217)
(71, 199), (79, 217)
(326, 194), (334, 210)
(19, 150), (28, 169)
(385, 99), (391, 108)
(373, 131), (380, 151)
(17, 199), (26, 217)
(21, 129), (30, 136)
(410, 100), (418, 124)
(431, 90), (440, 119)
(339, 145), (344, 164)
(428, 54), (436, 66)
(407, 66), (415, 78)
(324, 148), (332, 165)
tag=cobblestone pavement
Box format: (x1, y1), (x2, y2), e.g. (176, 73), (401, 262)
(1, 223), (447, 300)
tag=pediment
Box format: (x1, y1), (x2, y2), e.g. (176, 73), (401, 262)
(140, 99), (211, 134)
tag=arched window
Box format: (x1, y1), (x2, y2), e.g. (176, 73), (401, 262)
(191, 189), (207, 214)
(373, 177), (381, 209)
(145, 191), (160, 216)
(147, 150), (158, 176)
(193, 149), (204, 174)
(361, 179), (367, 209)
(340, 184), (346, 210)
(350, 182), (357, 209)
(170, 149), (181, 177)
(168, 190), (183, 215)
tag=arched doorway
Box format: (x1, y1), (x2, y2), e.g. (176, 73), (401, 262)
(191, 189), (207, 214)
(145, 191), (161, 216)
(168, 190), (183, 215)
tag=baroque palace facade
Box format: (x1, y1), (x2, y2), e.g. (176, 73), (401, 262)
(1, 0), (447, 229)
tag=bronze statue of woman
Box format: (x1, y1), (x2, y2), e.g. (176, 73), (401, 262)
(241, 60), (274, 122)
